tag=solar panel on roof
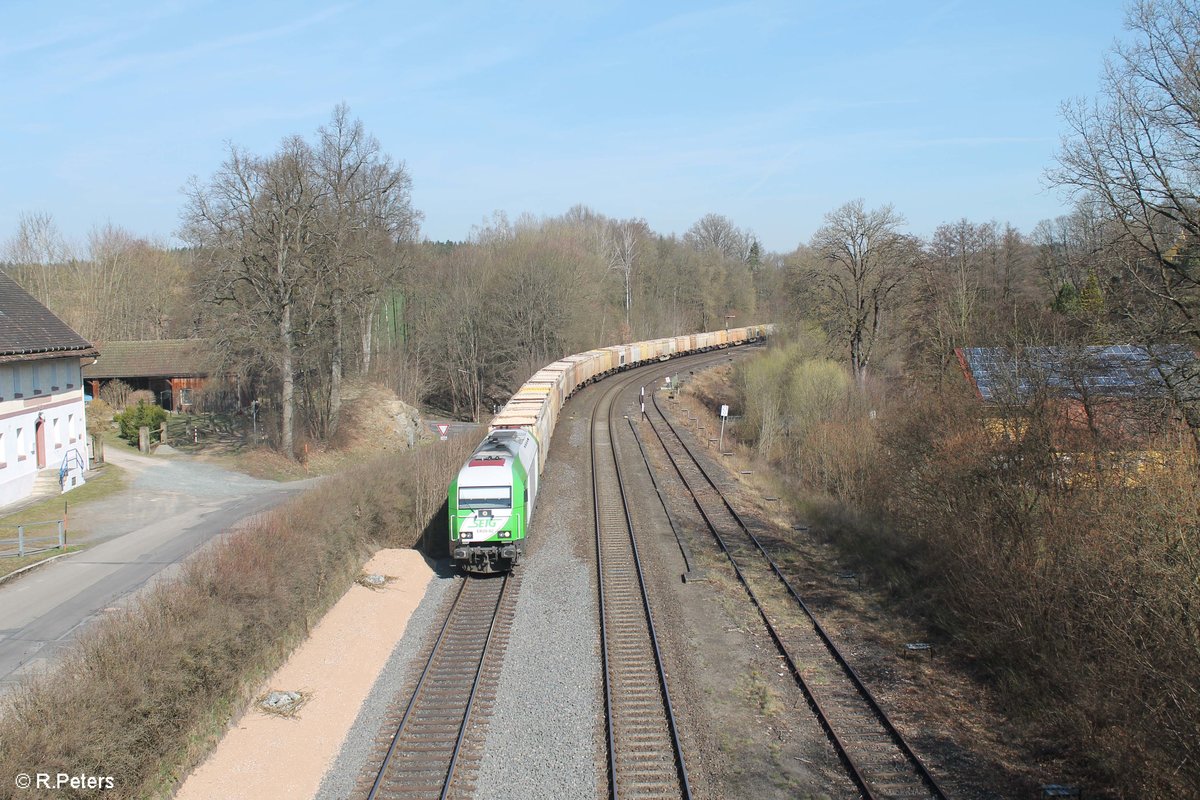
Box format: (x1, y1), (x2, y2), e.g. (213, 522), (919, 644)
(962, 344), (1196, 402)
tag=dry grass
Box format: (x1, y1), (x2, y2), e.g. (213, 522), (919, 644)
(790, 387), (1199, 798)
(168, 381), (431, 482)
(0, 462), (126, 535)
(0, 436), (475, 799)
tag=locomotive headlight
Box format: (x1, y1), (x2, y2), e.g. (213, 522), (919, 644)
(461, 530), (473, 540)
(499, 530), (511, 539)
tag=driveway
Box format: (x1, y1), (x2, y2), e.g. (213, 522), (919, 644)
(0, 446), (318, 692)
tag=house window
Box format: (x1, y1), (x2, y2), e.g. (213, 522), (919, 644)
(68, 413), (75, 443)
(53, 416), (61, 448)
(16, 427), (26, 461)
(0, 431), (6, 468)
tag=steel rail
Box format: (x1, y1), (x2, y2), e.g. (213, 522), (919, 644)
(646, 390), (950, 800)
(367, 572), (511, 800)
(592, 367), (695, 800)
(640, 400), (874, 797)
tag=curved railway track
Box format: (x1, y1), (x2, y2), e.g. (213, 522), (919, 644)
(362, 347), (748, 800)
(643, 390), (949, 800)
(592, 367), (694, 800)
(364, 572), (516, 800)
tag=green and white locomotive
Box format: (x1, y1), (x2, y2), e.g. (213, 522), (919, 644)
(448, 322), (773, 574)
(450, 429), (539, 573)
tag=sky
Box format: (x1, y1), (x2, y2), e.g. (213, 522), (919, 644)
(0, 0), (1132, 255)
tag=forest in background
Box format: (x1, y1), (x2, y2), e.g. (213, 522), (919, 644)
(1, 115), (769, 455)
(0, 118), (1136, 461)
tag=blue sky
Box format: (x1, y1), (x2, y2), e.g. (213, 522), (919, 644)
(0, 0), (1130, 254)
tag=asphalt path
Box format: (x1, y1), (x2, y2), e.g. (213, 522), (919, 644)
(0, 446), (318, 692)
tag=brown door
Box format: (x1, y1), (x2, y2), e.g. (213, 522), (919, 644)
(35, 418), (46, 469)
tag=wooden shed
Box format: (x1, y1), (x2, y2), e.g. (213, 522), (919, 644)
(82, 339), (210, 411)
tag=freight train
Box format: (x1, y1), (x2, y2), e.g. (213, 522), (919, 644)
(449, 325), (772, 573)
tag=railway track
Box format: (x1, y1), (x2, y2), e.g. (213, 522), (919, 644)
(363, 572), (516, 800)
(362, 348), (746, 800)
(592, 371), (692, 800)
(643, 390), (949, 800)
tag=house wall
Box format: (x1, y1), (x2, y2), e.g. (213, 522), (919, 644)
(0, 357), (89, 507)
(168, 377), (205, 411)
(90, 376), (208, 411)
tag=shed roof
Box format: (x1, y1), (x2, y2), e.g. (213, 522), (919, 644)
(956, 345), (1198, 403)
(0, 272), (98, 364)
(83, 339), (211, 379)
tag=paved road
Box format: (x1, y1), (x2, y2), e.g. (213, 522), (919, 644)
(0, 446), (317, 691)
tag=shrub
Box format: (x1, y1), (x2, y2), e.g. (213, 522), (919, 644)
(866, 391), (1200, 795)
(734, 339), (1200, 795)
(85, 399), (116, 437)
(99, 378), (133, 409)
(127, 389), (156, 407)
(115, 401), (168, 444)
(0, 437), (475, 799)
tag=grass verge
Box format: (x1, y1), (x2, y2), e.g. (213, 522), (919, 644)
(0, 437), (474, 800)
(0, 544), (86, 581)
(0, 463), (126, 532)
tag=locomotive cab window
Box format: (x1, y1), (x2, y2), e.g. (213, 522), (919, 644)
(459, 486), (512, 509)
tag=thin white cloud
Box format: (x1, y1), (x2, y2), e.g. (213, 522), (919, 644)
(76, 4), (354, 87)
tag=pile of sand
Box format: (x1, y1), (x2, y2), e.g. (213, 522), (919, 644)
(335, 382), (428, 451)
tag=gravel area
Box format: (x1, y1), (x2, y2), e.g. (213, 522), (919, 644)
(471, 409), (602, 800)
(314, 559), (459, 800)
(177, 549), (434, 800)
(124, 448), (287, 496)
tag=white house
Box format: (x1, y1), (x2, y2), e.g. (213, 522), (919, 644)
(0, 273), (98, 507)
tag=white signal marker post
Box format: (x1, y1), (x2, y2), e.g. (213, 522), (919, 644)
(641, 385), (645, 419)
(719, 404), (729, 451)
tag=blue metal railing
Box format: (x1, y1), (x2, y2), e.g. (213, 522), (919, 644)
(59, 449), (86, 489)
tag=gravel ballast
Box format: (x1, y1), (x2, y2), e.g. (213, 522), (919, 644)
(472, 410), (602, 800)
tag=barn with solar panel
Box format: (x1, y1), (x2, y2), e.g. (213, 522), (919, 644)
(955, 344), (1198, 449)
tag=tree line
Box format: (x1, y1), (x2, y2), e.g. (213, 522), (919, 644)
(1, 108), (769, 455)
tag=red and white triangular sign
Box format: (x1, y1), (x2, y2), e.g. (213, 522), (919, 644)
(437, 423), (449, 438)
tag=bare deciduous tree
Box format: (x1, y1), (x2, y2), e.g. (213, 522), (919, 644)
(183, 137), (325, 458)
(809, 200), (917, 385)
(1049, 0), (1200, 449)
(315, 103), (419, 436)
(2, 212), (73, 306)
(603, 218), (647, 332)
(683, 212), (752, 262)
